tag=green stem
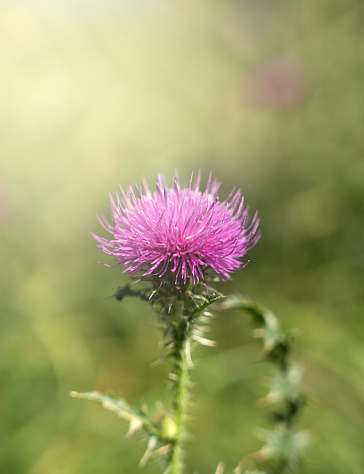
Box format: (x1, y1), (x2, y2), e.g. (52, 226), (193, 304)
(160, 285), (222, 473)
(165, 321), (191, 474)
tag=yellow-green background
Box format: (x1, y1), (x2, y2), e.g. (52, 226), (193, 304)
(1, 1), (363, 473)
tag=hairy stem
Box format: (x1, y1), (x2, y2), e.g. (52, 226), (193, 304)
(165, 319), (191, 474)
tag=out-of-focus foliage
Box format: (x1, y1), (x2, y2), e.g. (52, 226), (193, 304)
(1, 0), (363, 473)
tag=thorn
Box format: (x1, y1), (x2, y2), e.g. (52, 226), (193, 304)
(185, 338), (193, 367)
(168, 301), (174, 313)
(139, 436), (157, 468)
(125, 418), (143, 438)
(192, 335), (216, 347)
(150, 357), (163, 368)
(257, 392), (277, 407)
(69, 391), (82, 398)
(244, 446), (273, 464)
(153, 443), (172, 457)
(232, 461), (243, 474)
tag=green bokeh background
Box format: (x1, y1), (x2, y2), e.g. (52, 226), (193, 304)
(1, 1), (363, 473)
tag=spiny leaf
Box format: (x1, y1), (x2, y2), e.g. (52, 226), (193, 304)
(246, 426), (310, 465)
(216, 295), (286, 355)
(189, 292), (225, 319)
(217, 295), (266, 324)
(69, 391), (157, 437)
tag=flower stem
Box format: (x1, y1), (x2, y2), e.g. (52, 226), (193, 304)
(165, 317), (192, 474)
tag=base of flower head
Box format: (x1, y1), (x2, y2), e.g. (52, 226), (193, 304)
(112, 275), (224, 318)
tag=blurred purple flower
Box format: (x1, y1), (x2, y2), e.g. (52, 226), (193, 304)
(248, 58), (309, 109)
(92, 172), (260, 285)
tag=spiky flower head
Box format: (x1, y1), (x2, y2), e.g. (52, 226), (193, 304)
(92, 171), (260, 286)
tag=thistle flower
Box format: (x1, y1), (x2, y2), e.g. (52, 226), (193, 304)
(92, 171), (260, 285)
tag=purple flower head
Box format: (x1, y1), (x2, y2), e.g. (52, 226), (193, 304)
(92, 171), (260, 285)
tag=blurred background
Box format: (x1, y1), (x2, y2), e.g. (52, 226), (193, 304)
(1, 0), (364, 473)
